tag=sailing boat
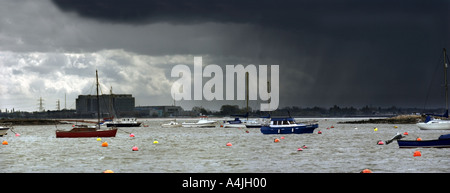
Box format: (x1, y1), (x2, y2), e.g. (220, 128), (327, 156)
(223, 72), (264, 128)
(417, 48), (450, 130)
(56, 70), (118, 138)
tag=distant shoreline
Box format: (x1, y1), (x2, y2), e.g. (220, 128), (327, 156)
(0, 114), (426, 125)
(337, 115), (425, 124)
(0, 119), (67, 125)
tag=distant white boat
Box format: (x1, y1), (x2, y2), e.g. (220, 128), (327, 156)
(161, 120), (182, 128)
(182, 116), (216, 128)
(417, 119), (450, 130)
(106, 117), (142, 127)
(417, 48), (450, 130)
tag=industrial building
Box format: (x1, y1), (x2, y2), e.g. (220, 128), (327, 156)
(76, 94), (135, 117)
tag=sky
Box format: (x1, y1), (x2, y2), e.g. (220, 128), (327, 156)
(0, 0), (449, 112)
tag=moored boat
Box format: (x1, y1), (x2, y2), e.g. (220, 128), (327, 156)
(56, 125), (118, 138)
(161, 120), (182, 128)
(222, 117), (246, 128)
(0, 126), (10, 137)
(417, 48), (450, 130)
(416, 117), (450, 130)
(106, 117), (142, 127)
(55, 70), (118, 138)
(397, 134), (450, 148)
(182, 116), (216, 128)
(260, 117), (318, 134)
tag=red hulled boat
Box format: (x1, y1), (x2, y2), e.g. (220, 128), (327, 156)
(56, 125), (117, 138)
(56, 70), (118, 138)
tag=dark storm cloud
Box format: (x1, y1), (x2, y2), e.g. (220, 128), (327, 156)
(50, 0), (450, 109)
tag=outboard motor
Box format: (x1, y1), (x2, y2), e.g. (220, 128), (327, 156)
(385, 133), (403, 144)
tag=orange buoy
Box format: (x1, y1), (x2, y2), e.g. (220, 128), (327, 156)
(103, 170), (114, 173)
(2, 140), (8, 145)
(226, 142), (232, 146)
(416, 137), (422, 141)
(361, 169), (372, 173)
(403, 132), (409, 135)
(413, 151), (421, 157)
(274, 138), (280, 143)
(132, 146), (139, 151)
(101, 141), (108, 147)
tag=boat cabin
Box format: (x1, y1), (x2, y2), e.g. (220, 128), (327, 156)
(270, 118), (297, 125)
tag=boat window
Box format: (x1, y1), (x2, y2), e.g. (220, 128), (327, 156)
(289, 121), (295, 124)
(283, 120), (288, 125)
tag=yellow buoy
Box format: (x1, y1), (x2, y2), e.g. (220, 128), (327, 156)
(103, 169), (114, 173)
(374, 128), (378, 131)
(153, 140), (159, 144)
(394, 126), (398, 128)
(97, 138), (101, 141)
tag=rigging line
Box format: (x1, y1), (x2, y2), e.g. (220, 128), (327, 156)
(423, 52), (445, 112)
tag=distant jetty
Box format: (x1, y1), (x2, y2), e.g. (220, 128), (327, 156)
(0, 119), (67, 125)
(338, 115), (425, 124)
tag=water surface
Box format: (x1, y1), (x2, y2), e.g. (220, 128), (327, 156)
(1, 118), (449, 173)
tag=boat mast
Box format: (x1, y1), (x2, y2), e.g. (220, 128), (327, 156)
(96, 70), (101, 129)
(246, 72), (249, 121)
(444, 48), (448, 115)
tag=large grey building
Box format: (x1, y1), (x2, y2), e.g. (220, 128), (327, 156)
(76, 94), (135, 116)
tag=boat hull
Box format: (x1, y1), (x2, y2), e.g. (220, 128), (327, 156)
(182, 123), (216, 128)
(397, 139), (450, 148)
(106, 123), (141, 127)
(260, 124), (318, 134)
(416, 122), (450, 130)
(56, 128), (118, 138)
(223, 123), (246, 128)
(0, 127), (9, 136)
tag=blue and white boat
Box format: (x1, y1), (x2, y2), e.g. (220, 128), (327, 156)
(397, 134), (450, 148)
(260, 117), (318, 134)
(222, 117), (247, 128)
(416, 48), (450, 130)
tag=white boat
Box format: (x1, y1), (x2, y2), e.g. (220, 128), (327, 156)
(105, 117), (142, 127)
(0, 126), (10, 136)
(161, 120), (182, 128)
(242, 119), (264, 128)
(417, 119), (450, 130)
(182, 116), (216, 128)
(417, 48), (450, 130)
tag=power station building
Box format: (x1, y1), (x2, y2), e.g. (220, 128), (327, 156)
(76, 94), (135, 117)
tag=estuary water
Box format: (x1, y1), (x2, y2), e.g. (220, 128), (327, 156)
(1, 118), (449, 173)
